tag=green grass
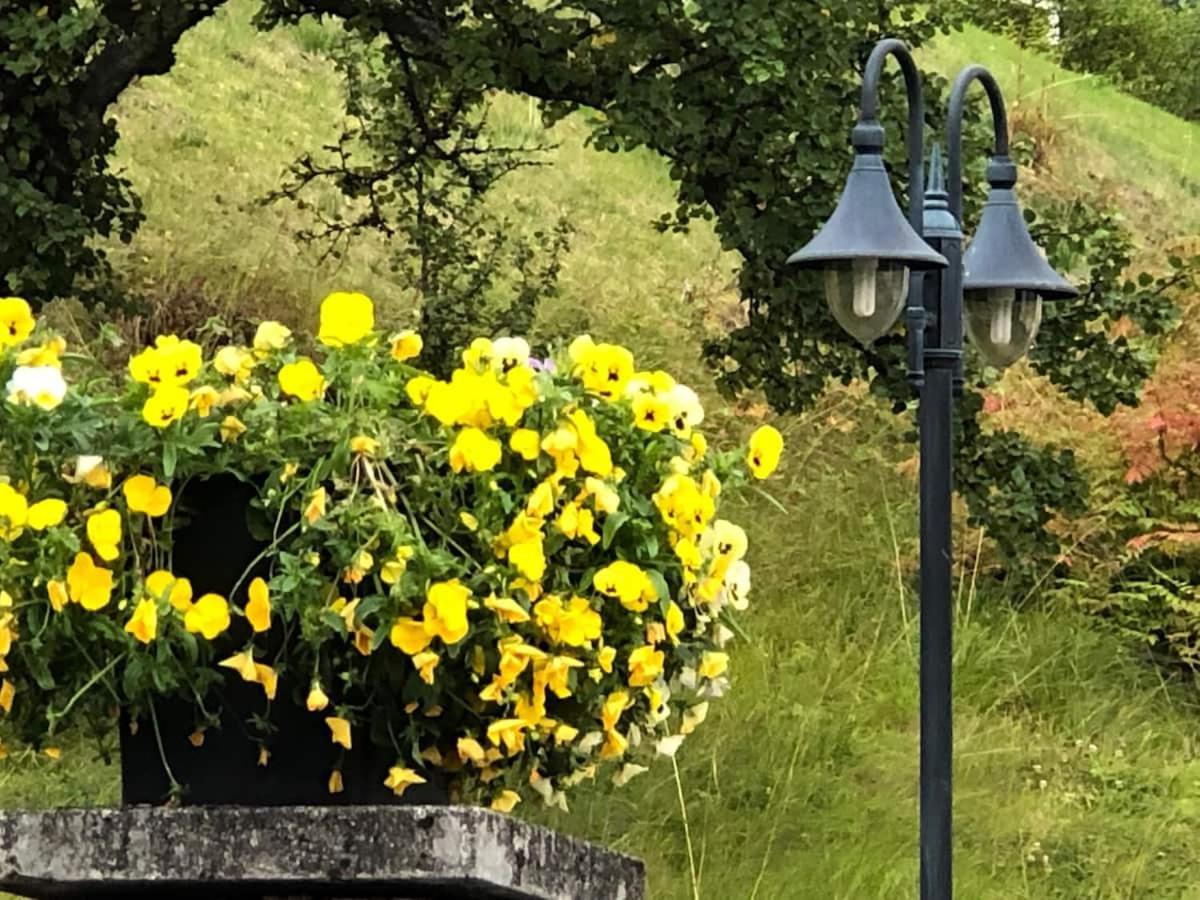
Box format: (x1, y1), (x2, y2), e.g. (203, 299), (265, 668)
(11, 3), (1200, 898)
(923, 25), (1200, 240)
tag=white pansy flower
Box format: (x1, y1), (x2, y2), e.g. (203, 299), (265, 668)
(491, 337), (530, 373)
(656, 734), (687, 757)
(723, 560), (752, 611)
(612, 763), (649, 786)
(664, 384), (704, 437)
(6, 365), (66, 410)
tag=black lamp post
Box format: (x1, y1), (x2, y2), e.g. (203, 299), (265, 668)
(787, 39), (1077, 900)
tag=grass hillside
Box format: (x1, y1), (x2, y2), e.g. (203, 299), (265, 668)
(6, 4), (1200, 899)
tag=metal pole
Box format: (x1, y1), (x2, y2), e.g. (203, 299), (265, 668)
(917, 150), (961, 900)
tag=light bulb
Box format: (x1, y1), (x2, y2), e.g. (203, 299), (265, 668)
(822, 259), (909, 345)
(851, 257), (879, 318)
(989, 288), (1015, 345)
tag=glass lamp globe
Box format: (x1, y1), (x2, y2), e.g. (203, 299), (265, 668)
(964, 288), (1043, 368)
(822, 258), (911, 345)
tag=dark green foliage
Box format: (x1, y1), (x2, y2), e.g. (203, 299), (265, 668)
(952, 198), (1188, 588)
(0, 1), (225, 305)
(0, 4), (140, 303)
(1028, 199), (1186, 415)
(1057, 0), (1200, 121)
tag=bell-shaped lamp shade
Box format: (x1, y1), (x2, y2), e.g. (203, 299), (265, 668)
(788, 153), (948, 344)
(963, 182), (1077, 367)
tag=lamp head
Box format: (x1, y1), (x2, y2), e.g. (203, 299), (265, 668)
(963, 156), (1078, 367)
(788, 130), (947, 345)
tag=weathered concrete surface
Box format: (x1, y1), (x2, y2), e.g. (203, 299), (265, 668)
(0, 806), (645, 900)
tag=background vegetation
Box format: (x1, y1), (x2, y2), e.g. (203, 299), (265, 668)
(3, 3), (1200, 899)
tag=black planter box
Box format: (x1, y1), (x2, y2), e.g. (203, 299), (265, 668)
(120, 475), (447, 807)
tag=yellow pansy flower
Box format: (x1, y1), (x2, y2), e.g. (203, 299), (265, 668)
(278, 357), (325, 402)
(213, 345), (256, 382)
(632, 392), (669, 432)
(47, 579), (68, 612)
(384, 766), (427, 797)
(412, 650), (440, 685)
(390, 617), (432, 655)
(326, 716), (353, 749)
(698, 651), (729, 680)
(424, 580), (471, 644)
(491, 790), (521, 813)
(510, 428), (541, 461)
(457, 737), (487, 765)
(390, 330), (423, 362)
(124, 599), (157, 644)
(253, 321), (292, 354)
(584, 477), (620, 515)
(627, 645), (665, 688)
(486, 718), (527, 755)
(318, 291), (374, 346)
(66, 552), (113, 611)
(146, 570), (193, 611)
(0, 679), (14, 714)
(747, 424), (784, 479)
(217, 415), (246, 445)
(307, 683), (330, 712)
(220, 650), (259, 683)
(27, 498), (66, 531)
(255, 664), (279, 700)
(123, 475), (172, 517)
(0, 484), (28, 540)
(380, 547), (413, 585)
(566, 410), (613, 477)
(184, 594), (231, 639)
(0, 298), (35, 347)
(349, 434), (378, 456)
(508, 535), (546, 582)
(574, 341), (635, 401)
(593, 560), (656, 612)
(665, 602), (685, 644)
(189, 385), (219, 418)
(597, 645), (616, 673)
(86, 509), (122, 562)
(537, 655), (583, 699)
(405, 375), (435, 407)
(246, 577), (271, 633)
(304, 486), (327, 525)
(601, 690), (628, 732)
(142, 386), (190, 428)
(449, 427), (503, 474)
(16, 336), (65, 368)
(483, 594), (531, 624)
(462, 337), (494, 371)
(534, 596), (602, 647)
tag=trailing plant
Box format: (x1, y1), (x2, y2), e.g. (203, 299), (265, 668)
(0, 290), (783, 810)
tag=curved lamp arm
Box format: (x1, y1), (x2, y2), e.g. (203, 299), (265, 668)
(946, 66), (1010, 222)
(857, 39), (926, 236)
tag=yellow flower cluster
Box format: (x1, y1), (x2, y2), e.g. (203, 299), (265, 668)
(0, 290), (787, 813)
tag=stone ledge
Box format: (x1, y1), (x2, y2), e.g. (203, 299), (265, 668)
(0, 806), (645, 900)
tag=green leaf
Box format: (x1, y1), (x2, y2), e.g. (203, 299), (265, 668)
(601, 512), (628, 549)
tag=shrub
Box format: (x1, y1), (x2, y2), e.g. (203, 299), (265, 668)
(0, 291), (782, 810)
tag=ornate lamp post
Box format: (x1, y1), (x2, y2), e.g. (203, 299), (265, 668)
(787, 39), (1077, 900)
